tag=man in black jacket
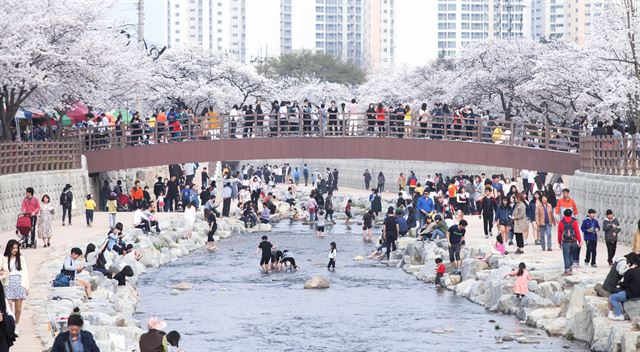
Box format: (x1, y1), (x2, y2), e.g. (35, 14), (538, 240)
(52, 315), (99, 352)
(153, 177), (165, 200)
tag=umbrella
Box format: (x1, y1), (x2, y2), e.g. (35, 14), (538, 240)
(65, 102), (89, 124)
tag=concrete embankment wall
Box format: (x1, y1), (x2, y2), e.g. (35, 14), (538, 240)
(571, 171), (640, 245)
(243, 159), (513, 190)
(0, 157), (90, 232)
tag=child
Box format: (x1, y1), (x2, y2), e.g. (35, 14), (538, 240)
(280, 249), (298, 270)
(255, 235), (272, 273)
(435, 258), (446, 288)
(367, 237), (386, 260)
(107, 192), (117, 229)
(480, 234), (508, 263)
(344, 199), (353, 224)
(317, 210), (326, 237)
(505, 262), (533, 298)
(84, 194), (96, 227)
(205, 209), (217, 250)
(581, 209), (600, 267)
(362, 210), (374, 242)
(157, 192), (165, 213)
(328, 242), (337, 271)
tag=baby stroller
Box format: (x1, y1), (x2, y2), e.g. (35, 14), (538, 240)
(117, 193), (132, 212)
(16, 213), (35, 249)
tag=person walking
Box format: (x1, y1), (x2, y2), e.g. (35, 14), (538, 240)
(60, 184), (73, 226)
(21, 187), (40, 248)
(512, 193), (527, 254)
(222, 183), (232, 217)
(558, 209), (582, 276)
(478, 188), (496, 239)
(377, 172), (386, 193)
(0, 240), (28, 335)
(37, 195), (55, 248)
(581, 209), (600, 268)
(166, 176), (179, 212)
(536, 195), (556, 251)
(363, 169), (371, 190)
(382, 207), (399, 260)
(603, 209), (622, 266)
(303, 164), (309, 186)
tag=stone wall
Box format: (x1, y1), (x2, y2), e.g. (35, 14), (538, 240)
(571, 171), (639, 244)
(243, 159), (513, 190)
(0, 157), (90, 232)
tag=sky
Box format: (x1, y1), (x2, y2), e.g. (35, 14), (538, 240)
(109, 0), (439, 67)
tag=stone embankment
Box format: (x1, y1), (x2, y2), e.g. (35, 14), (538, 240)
(37, 204), (288, 351)
(389, 237), (640, 352)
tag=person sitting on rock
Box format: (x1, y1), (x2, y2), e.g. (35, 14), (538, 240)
(608, 255), (640, 320)
(417, 216), (436, 241)
(260, 206), (270, 224)
(139, 317), (168, 352)
(114, 265), (139, 303)
(596, 252), (637, 297)
(504, 262), (532, 298)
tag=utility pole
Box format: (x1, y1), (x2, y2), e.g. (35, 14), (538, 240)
(136, 0), (145, 115)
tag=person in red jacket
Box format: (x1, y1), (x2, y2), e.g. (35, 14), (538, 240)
(21, 187), (40, 248)
(558, 209), (582, 276)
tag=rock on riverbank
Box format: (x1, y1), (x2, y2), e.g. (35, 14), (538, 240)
(391, 238), (640, 352)
(38, 215), (272, 351)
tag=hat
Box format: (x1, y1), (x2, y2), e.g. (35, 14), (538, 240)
(147, 317), (167, 330)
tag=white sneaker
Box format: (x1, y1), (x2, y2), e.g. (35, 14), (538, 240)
(14, 327), (19, 336)
(608, 311), (625, 321)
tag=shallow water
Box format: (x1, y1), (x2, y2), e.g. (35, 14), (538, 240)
(136, 221), (587, 352)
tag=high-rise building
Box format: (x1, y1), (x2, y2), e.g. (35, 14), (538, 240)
(437, 0), (531, 57)
(166, 0), (246, 62)
(530, 0), (607, 44)
(280, 0), (394, 69)
(363, 0), (395, 70)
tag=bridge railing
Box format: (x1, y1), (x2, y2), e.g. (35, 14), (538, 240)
(580, 135), (640, 176)
(0, 141), (82, 175)
(64, 113), (579, 154)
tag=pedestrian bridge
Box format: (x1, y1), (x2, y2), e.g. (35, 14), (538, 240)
(64, 114), (582, 174)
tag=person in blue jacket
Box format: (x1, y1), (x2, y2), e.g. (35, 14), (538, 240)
(495, 197), (513, 245)
(416, 192), (434, 228)
(397, 209), (409, 237)
(581, 209), (601, 268)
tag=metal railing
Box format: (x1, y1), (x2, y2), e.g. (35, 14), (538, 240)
(0, 141), (82, 175)
(580, 136), (640, 176)
(64, 113), (580, 154)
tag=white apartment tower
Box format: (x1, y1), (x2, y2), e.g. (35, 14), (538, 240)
(280, 0), (394, 69)
(437, 0), (531, 57)
(166, 0), (246, 62)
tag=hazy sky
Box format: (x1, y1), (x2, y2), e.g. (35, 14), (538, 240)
(110, 0), (439, 67)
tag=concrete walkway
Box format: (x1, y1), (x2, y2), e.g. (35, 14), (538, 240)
(0, 211), (175, 352)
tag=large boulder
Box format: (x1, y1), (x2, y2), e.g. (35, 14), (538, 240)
(521, 292), (554, 309)
(623, 300), (640, 320)
(304, 276), (330, 289)
(460, 259), (489, 281)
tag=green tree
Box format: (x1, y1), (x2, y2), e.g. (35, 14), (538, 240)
(258, 50), (365, 85)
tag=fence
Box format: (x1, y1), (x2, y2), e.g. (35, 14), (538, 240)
(580, 136), (640, 176)
(63, 113), (580, 154)
(0, 141), (82, 175)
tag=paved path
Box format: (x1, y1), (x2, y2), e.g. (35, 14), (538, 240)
(1, 185), (629, 351)
(0, 211), (175, 352)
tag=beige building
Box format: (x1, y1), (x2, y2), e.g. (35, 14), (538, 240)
(530, 0), (607, 45)
(363, 0), (395, 71)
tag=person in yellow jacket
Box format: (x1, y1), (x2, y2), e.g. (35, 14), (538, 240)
(492, 124), (504, 144)
(404, 105), (412, 137)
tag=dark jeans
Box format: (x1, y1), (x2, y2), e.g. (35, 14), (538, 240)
(28, 216), (37, 246)
(585, 240), (597, 265)
(165, 196), (177, 212)
(573, 243), (581, 264)
(482, 214), (493, 237)
(606, 241), (617, 265)
(85, 209), (94, 225)
(385, 236), (397, 259)
(62, 205), (72, 224)
(222, 198), (231, 217)
(135, 219), (159, 233)
(562, 242), (578, 271)
(327, 258), (336, 269)
(514, 232), (524, 249)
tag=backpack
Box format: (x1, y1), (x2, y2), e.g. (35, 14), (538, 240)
(59, 192), (67, 206)
(562, 219), (577, 242)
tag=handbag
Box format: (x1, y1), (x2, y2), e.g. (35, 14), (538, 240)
(52, 273), (71, 287)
